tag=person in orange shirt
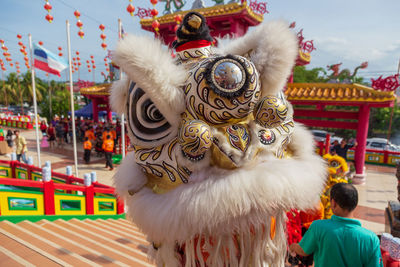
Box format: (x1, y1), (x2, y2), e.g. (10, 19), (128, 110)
(83, 137), (92, 164)
(109, 126), (117, 152)
(85, 126), (95, 142)
(102, 127), (112, 142)
(102, 134), (114, 171)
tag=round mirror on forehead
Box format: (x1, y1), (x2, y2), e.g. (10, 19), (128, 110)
(206, 56), (248, 98)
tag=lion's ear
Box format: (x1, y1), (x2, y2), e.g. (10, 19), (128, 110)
(110, 75), (129, 116)
(215, 20), (298, 97)
(112, 34), (187, 127)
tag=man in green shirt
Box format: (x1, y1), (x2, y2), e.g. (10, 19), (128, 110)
(289, 183), (383, 267)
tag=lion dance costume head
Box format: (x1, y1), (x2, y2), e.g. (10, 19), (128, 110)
(111, 12), (326, 266)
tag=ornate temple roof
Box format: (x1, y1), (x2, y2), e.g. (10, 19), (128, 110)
(140, 3), (263, 27)
(80, 83), (111, 96)
(285, 83), (396, 105)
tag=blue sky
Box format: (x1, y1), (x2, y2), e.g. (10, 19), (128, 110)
(1, 0), (399, 83)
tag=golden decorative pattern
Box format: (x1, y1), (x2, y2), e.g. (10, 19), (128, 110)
(80, 83), (111, 96)
(286, 83), (396, 103)
(177, 46), (213, 64)
(178, 120), (213, 160)
(140, 3), (263, 27)
(224, 124), (250, 152)
(134, 139), (192, 192)
(253, 96), (288, 128)
(185, 55), (261, 126)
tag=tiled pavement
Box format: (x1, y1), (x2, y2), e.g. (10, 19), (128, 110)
(1, 128), (398, 234)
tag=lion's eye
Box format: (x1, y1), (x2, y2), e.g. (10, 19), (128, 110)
(126, 81), (174, 146)
(330, 160), (339, 168)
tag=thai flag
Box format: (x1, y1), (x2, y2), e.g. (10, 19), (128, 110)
(33, 43), (68, 76)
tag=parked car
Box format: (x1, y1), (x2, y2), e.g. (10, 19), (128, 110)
(311, 129), (342, 144)
(311, 130), (328, 142)
(366, 138), (400, 151)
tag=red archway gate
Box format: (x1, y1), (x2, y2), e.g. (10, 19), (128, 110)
(286, 82), (396, 184)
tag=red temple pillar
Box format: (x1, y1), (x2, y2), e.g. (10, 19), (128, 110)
(353, 104), (370, 185)
(92, 98), (99, 123)
(107, 105), (112, 122)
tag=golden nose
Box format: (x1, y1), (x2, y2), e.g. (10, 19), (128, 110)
(178, 120), (213, 161)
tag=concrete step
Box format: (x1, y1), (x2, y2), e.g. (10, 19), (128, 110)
(18, 221), (119, 266)
(0, 232), (57, 266)
(94, 219), (148, 242)
(51, 219), (149, 262)
(0, 219), (154, 267)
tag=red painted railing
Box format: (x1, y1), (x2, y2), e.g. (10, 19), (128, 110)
(317, 141), (400, 166)
(0, 160), (124, 216)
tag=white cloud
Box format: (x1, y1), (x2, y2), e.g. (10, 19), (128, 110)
(311, 36), (400, 64)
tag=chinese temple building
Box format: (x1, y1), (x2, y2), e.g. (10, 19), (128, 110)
(80, 83), (113, 122)
(140, 3), (263, 45)
(285, 82), (397, 184)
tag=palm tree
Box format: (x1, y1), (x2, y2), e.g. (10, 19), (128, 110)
(19, 71), (47, 105)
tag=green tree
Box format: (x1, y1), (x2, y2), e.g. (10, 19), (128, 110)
(293, 66), (327, 83)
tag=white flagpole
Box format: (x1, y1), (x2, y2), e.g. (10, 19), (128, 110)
(118, 19), (126, 158)
(66, 20), (79, 176)
(28, 34), (42, 167)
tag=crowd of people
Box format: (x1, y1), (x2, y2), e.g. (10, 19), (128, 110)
(21, 117), (123, 170)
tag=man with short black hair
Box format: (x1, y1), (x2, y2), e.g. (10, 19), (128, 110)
(289, 183), (383, 267)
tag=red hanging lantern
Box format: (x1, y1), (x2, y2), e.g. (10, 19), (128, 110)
(152, 20), (160, 32)
(76, 20), (83, 28)
(1, 67), (6, 71)
(92, 65), (96, 69)
(99, 24), (105, 31)
(17, 34), (22, 39)
(24, 56), (28, 61)
(10, 63), (13, 67)
(91, 60), (94, 64)
(150, 0), (158, 5)
(88, 69), (92, 72)
(101, 43), (107, 49)
(58, 53), (63, 57)
(58, 46), (62, 51)
(44, 2), (52, 11)
(39, 41), (44, 45)
(77, 57), (80, 61)
(106, 68), (109, 72)
(90, 55), (94, 59)
(0, 40), (3, 44)
(100, 34), (106, 40)
(151, 9), (158, 17)
(45, 14), (53, 23)
(127, 4), (135, 16)
(104, 58), (107, 62)
(76, 51), (80, 55)
(78, 62), (81, 66)
(74, 10), (80, 19)
(73, 57), (76, 61)
(78, 30), (84, 38)
(73, 62), (77, 66)
(1, 46), (7, 51)
(105, 63), (108, 67)
(20, 49), (25, 53)
(86, 60), (89, 63)
(18, 41), (23, 46)
(75, 67), (78, 71)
